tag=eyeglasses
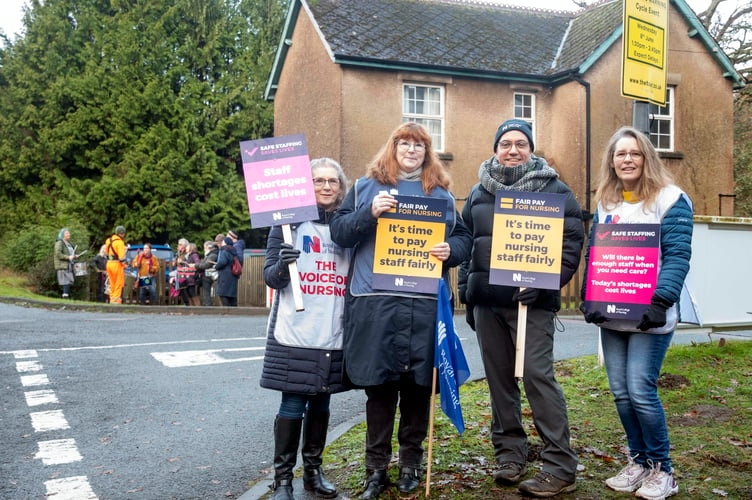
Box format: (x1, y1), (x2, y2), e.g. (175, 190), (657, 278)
(313, 177), (341, 188)
(614, 151), (643, 160)
(497, 140), (530, 151)
(396, 141), (426, 152)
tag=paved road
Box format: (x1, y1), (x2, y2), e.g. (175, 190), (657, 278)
(1, 300), (748, 500)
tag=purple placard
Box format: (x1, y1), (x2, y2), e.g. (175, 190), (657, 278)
(240, 134), (318, 228)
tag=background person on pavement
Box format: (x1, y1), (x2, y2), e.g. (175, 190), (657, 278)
(260, 158), (350, 500)
(177, 242), (201, 306)
(193, 240), (219, 306)
(92, 244), (109, 302)
(104, 226), (128, 304)
(459, 119), (583, 497)
(53, 227), (77, 299)
(580, 126), (692, 500)
(214, 236), (239, 306)
(131, 243), (160, 305)
(330, 122), (471, 499)
(227, 230), (245, 266)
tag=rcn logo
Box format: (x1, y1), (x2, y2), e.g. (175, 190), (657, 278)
(394, 277), (404, 286)
(606, 304), (616, 313)
(512, 273), (522, 282)
(302, 235), (321, 253)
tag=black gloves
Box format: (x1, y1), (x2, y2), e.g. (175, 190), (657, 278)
(636, 295), (672, 331)
(579, 302), (609, 325)
(513, 287), (540, 306)
(278, 243), (300, 266)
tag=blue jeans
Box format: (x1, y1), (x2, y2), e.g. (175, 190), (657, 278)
(601, 328), (674, 473)
(139, 284), (157, 305)
(278, 392), (331, 419)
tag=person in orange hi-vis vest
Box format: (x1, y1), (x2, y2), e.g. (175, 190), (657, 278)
(104, 226), (128, 304)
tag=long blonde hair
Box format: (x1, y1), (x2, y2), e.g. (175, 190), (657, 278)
(595, 126), (674, 210)
(366, 122), (451, 194)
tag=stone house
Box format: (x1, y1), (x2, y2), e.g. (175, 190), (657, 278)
(264, 0), (745, 217)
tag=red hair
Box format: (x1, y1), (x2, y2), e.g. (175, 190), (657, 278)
(366, 122), (451, 194)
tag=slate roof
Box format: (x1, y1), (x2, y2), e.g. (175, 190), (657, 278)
(306, 0), (617, 77)
(265, 0), (744, 99)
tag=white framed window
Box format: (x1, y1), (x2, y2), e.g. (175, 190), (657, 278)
(514, 92), (536, 142)
(649, 87), (674, 151)
(402, 84), (444, 151)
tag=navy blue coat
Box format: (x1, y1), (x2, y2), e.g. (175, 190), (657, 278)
(214, 245), (239, 298)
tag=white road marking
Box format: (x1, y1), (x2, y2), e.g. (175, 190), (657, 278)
(0, 336), (266, 355)
(35, 438), (83, 465)
(30, 409), (71, 432)
(16, 360), (42, 372)
(151, 347), (265, 367)
(21, 373), (50, 387)
(24, 389), (59, 407)
(45, 476), (98, 499)
(13, 350), (38, 358)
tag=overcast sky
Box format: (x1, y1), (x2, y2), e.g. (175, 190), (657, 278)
(0, 0), (716, 47)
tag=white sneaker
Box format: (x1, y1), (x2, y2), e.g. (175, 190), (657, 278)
(635, 463), (678, 500)
(605, 457), (649, 492)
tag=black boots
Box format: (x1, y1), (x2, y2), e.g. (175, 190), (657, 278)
(302, 411), (338, 498)
(361, 469), (388, 499)
(396, 466), (421, 493)
(272, 412), (338, 499)
(271, 416), (302, 500)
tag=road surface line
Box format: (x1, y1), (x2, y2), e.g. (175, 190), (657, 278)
(35, 438), (83, 465)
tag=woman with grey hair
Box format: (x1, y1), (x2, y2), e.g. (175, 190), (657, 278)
(260, 158), (350, 500)
(53, 228), (78, 299)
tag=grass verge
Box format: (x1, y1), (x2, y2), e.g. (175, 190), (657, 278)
(318, 339), (751, 499)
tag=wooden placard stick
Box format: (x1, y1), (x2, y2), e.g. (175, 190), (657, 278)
(425, 367), (438, 497)
(281, 224), (304, 311)
(514, 290), (528, 379)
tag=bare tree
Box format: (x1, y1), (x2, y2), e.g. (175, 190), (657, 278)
(696, 0), (752, 76)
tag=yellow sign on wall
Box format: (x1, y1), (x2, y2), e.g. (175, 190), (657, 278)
(621, 0), (668, 105)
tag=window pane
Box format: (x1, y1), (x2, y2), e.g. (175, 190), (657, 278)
(514, 94), (533, 120)
(403, 84), (444, 150)
(406, 117), (442, 150)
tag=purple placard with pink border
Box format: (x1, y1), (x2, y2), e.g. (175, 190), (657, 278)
(584, 223), (660, 320)
(240, 134), (318, 228)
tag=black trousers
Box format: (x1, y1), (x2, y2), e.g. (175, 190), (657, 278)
(364, 376), (431, 470)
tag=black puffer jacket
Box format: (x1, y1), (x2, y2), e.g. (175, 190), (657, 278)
(259, 208), (347, 395)
(459, 180), (584, 311)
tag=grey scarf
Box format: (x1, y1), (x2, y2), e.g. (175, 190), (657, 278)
(397, 167), (423, 181)
(479, 155), (558, 193)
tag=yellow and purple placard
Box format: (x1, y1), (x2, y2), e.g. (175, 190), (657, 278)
(489, 191), (565, 290)
(584, 223), (660, 320)
(372, 195), (447, 294)
(240, 134), (318, 228)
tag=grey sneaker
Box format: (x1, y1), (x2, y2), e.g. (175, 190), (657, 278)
(493, 461), (528, 485)
(605, 456), (650, 492)
(518, 471), (576, 498)
(634, 463), (678, 500)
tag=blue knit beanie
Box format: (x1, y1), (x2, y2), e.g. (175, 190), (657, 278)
(494, 119), (535, 152)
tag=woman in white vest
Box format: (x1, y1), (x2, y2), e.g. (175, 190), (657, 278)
(581, 126), (693, 500)
(260, 158), (350, 500)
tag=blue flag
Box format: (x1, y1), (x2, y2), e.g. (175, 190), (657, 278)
(434, 278), (471, 434)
